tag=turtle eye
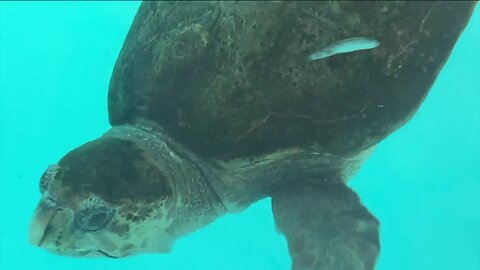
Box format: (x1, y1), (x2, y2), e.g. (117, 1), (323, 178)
(75, 197), (115, 232)
(39, 164), (59, 194)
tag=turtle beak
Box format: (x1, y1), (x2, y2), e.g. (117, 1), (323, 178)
(29, 200), (58, 247)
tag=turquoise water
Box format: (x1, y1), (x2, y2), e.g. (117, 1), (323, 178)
(0, 2), (478, 270)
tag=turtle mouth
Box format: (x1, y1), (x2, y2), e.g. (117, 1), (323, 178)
(29, 203), (59, 247)
(97, 250), (119, 259)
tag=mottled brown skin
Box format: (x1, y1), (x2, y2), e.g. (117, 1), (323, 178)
(56, 137), (172, 204)
(29, 2), (476, 270)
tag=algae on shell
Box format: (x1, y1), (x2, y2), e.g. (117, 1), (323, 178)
(108, 1), (476, 160)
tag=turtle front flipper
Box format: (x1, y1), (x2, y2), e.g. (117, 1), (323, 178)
(271, 183), (379, 270)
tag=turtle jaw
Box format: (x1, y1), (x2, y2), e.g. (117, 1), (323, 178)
(29, 199), (57, 247)
(29, 202), (93, 258)
(29, 194), (172, 258)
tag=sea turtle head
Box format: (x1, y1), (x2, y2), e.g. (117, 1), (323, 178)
(29, 136), (176, 258)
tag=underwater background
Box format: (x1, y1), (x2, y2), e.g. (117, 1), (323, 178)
(0, 2), (478, 270)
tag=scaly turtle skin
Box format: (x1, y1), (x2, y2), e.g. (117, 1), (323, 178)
(30, 2), (476, 269)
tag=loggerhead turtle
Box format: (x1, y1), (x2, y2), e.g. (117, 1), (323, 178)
(29, 2), (476, 270)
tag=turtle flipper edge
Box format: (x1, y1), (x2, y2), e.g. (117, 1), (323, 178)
(271, 183), (380, 270)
